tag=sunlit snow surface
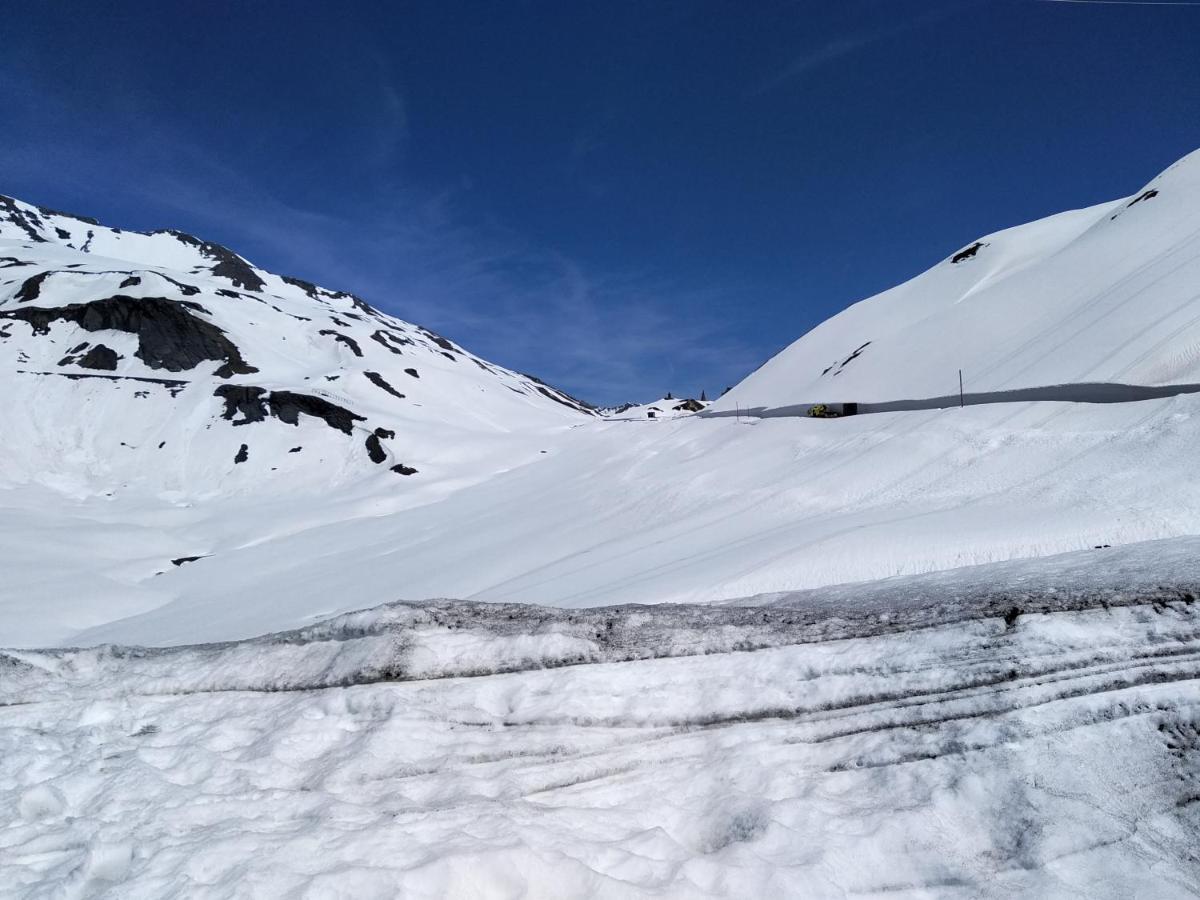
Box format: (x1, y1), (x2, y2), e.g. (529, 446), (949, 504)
(3, 539), (1200, 897)
(6, 150), (1200, 896)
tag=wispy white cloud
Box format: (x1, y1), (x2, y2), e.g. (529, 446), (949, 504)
(750, 2), (982, 96)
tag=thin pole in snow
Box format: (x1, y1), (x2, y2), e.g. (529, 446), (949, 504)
(959, 369), (964, 408)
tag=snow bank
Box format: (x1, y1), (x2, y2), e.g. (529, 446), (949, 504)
(3, 547), (1198, 897)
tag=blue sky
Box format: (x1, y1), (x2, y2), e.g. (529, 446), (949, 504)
(3, 0), (1199, 404)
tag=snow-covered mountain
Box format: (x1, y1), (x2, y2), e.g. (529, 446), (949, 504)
(6, 153), (1200, 898)
(7, 149), (1200, 649)
(0, 195), (592, 496)
(714, 148), (1200, 413)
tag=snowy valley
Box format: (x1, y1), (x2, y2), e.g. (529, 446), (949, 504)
(4, 148), (1200, 897)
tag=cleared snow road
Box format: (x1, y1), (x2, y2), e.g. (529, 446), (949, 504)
(700, 380), (1200, 419)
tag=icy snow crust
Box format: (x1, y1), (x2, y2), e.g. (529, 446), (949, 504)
(3, 540), (1200, 897)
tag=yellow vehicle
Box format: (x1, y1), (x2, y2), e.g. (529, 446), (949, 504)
(807, 403), (857, 418)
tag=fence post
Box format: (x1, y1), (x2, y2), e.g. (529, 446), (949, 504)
(959, 369), (964, 408)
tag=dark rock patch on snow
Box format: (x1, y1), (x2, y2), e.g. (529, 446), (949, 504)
(268, 391), (364, 435)
(214, 385), (268, 425)
(951, 242), (984, 264)
(77, 344), (121, 371)
(391, 463), (418, 476)
(364, 371), (405, 399)
(15, 271), (50, 302)
(0, 195), (48, 242)
(418, 328), (457, 353)
(234, 443), (249, 464)
(35, 201), (99, 227)
(280, 275), (320, 299)
(2, 295), (258, 377)
(369, 330), (411, 356)
(119, 275), (141, 288)
(171, 556), (206, 567)
(153, 274), (201, 297)
(404, 368), (419, 378)
(214, 386), (364, 435)
(522, 373), (596, 414)
(155, 230), (266, 292)
(319, 329), (363, 357)
(830, 341), (871, 377)
(365, 432), (388, 463)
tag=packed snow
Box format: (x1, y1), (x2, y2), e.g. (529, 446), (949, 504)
(3, 541), (1200, 897)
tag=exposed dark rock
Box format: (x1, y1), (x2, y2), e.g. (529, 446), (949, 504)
(15, 271), (50, 302)
(119, 275), (141, 288)
(17, 369), (188, 391)
(289, 446), (302, 453)
(404, 368), (419, 378)
(672, 398), (705, 412)
(364, 370), (405, 399)
(369, 329), (410, 356)
(214, 385), (268, 425)
(391, 464), (418, 476)
(78, 344), (121, 370)
(537, 385), (587, 413)
(155, 229), (266, 291)
(831, 341), (871, 376)
(0, 195), (48, 242)
(365, 433), (388, 463)
(419, 327), (457, 353)
(268, 391), (364, 434)
(154, 274), (201, 296)
(171, 556), (205, 567)
(67, 342), (89, 354)
(216, 289), (241, 299)
(54, 227), (71, 241)
(522, 372), (597, 413)
(1, 295), (257, 377)
(281, 274), (320, 299)
(951, 242), (983, 264)
(1129, 189), (1159, 208)
(319, 329), (363, 357)
(234, 443), (249, 464)
(35, 201), (99, 226)
(0, 257), (34, 268)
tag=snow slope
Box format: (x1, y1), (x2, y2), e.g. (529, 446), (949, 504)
(713, 149), (1200, 411)
(0, 193), (592, 501)
(3, 540), (1199, 897)
(7, 150), (1200, 647)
